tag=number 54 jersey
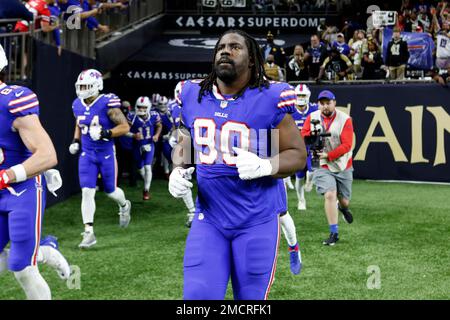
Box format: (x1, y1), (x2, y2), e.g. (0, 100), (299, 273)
(72, 93), (121, 152)
(178, 80), (296, 230)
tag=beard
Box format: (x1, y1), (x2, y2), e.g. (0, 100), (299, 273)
(215, 62), (238, 84)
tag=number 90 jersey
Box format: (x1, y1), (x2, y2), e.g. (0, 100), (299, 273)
(178, 80), (296, 229)
(72, 93), (121, 151)
(0, 84), (40, 170)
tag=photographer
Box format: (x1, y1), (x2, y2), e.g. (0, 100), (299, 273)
(301, 90), (354, 246)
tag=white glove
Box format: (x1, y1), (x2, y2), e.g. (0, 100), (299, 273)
(141, 144), (152, 152)
(162, 134), (170, 141)
(44, 169), (63, 197)
(89, 125), (102, 141)
(69, 142), (80, 155)
(168, 135), (178, 148)
(168, 167), (195, 198)
(233, 147), (273, 180)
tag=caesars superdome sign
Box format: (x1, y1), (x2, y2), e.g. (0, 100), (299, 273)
(164, 14), (332, 31)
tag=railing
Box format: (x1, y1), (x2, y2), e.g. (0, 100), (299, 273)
(0, 19), (34, 82)
(7, 0), (164, 62)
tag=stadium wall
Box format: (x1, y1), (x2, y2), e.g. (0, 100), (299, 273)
(32, 40), (96, 206)
(308, 84), (450, 183)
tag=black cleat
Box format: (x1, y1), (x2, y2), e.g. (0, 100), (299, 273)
(339, 206), (353, 224)
(322, 232), (339, 246)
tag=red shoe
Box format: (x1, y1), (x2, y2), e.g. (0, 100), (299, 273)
(143, 190), (150, 200)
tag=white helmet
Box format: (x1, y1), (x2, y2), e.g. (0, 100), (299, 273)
(294, 84), (311, 107)
(157, 96), (169, 113)
(0, 43), (8, 72)
(151, 93), (161, 106)
(135, 96), (151, 116)
(75, 69), (103, 100)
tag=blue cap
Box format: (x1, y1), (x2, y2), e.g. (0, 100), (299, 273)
(318, 90), (336, 100)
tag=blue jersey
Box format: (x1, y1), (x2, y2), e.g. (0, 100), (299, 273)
(332, 41), (350, 56)
(171, 103), (182, 128)
(179, 80), (296, 229)
(127, 110), (161, 148)
(291, 102), (319, 131)
(72, 93), (121, 151)
(0, 83), (40, 170)
(159, 111), (173, 136)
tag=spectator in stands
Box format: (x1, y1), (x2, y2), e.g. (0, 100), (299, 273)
(322, 24), (339, 49)
(48, 1), (62, 56)
(83, 0), (110, 33)
(0, 0), (33, 21)
(58, 0), (109, 33)
(304, 34), (328, 80)
(14, 0), (60, 33)
(436, 20), (450, 70)
(332, 33), (350, 56)
(317, 47), (353, 81)
(349, 30), (367, 78)
(432, 65), (450, 85)
(287, 44), (309, 81)
(362, 41), (385, 80)
(264, 54), (285, 81)
(418, 7), (432, 33)
(261, 31), (286, 67)
(385, 27), (410, 80)
(405, 9), (423, 32)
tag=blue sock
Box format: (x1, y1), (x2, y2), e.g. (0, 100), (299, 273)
(329, 224), (338, 234)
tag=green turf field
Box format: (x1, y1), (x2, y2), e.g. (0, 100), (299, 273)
(0, 179), (449, 300)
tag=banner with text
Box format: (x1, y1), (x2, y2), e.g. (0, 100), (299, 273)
(164, 14), (334, 32)
(308, 83), (450, 182)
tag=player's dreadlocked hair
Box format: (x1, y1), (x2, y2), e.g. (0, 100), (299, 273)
(198, 29), (270, 103)
(0, 70), (5, 83)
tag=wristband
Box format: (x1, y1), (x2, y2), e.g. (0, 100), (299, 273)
(10, 164), (27, 182)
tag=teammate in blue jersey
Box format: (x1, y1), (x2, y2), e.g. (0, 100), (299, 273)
(168, 83), (197, 228)
(126, 96), (162, 200)
(0, 44), (70, 300)
(168, 30), (307, 300)
(156, 96), (174, 179)
(292, 84), (319, 210)
(69, 69), (132, 248)
(277, 84), (318, 276)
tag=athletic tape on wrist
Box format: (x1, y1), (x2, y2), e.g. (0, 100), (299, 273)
(10, 164), (27, 182)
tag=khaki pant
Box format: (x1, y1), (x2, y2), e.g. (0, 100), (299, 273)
(389, 65), (406, 80)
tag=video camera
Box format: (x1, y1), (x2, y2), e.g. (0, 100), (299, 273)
(304, 119), (331, 168)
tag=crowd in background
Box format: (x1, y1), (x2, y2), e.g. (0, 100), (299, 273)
(260, 0), (450, 83)
(0, 0), (130, 55)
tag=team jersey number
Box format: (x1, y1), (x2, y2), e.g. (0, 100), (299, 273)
(77, 115), (100, 135)
(138, 127), (151, 139)
(0, 148), (4, 165)
(194, 118), (250, 165)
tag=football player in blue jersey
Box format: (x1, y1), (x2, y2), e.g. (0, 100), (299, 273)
(155, 96), (173, 179)
(126, 96), (162, 200)
(168, 83), (197, 228)
(69, 69), (131, 249)
(278, 84), (318, 275)
(169, 30), (307, 300)
(292, 84), (319, 210)
(0, 44), (70, 299)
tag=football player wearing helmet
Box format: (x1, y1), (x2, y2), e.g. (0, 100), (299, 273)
(70, 69), (132, 249)
(278, 84), (318, 275)
(126, 96), (162, 200)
